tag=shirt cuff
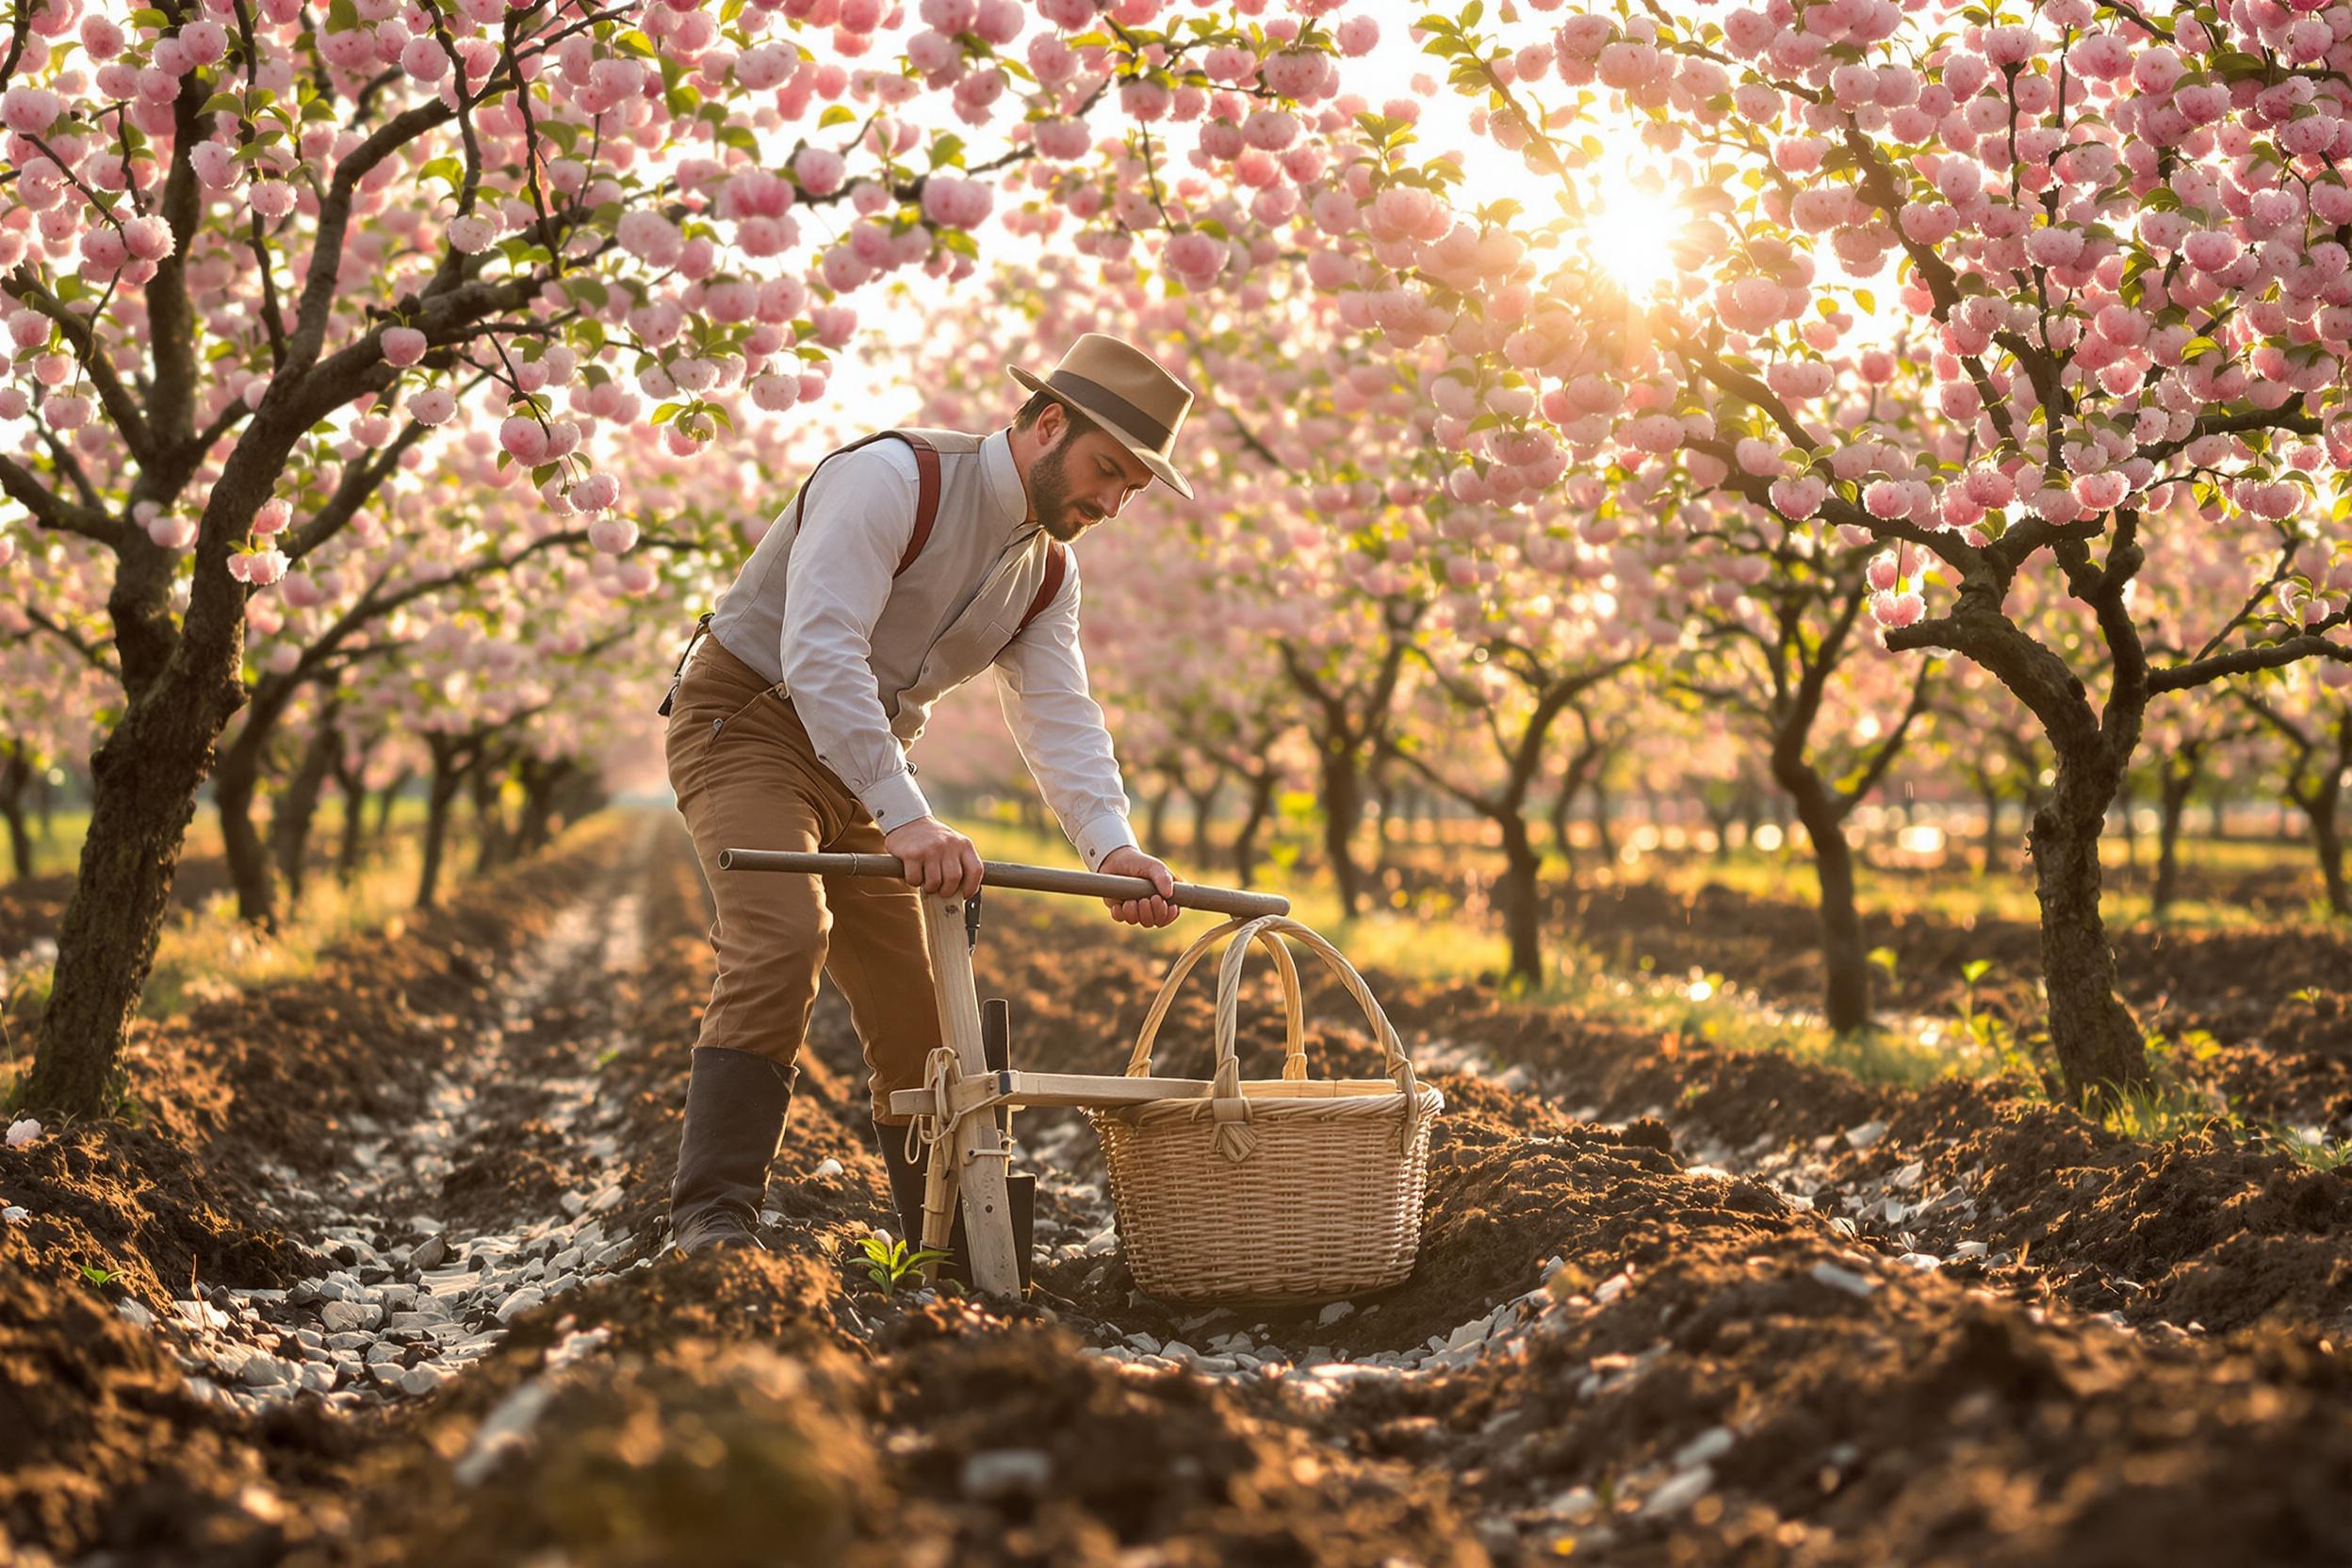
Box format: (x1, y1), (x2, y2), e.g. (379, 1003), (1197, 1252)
(1071, 812), (1137, 873)
(860, 770), (933, 836)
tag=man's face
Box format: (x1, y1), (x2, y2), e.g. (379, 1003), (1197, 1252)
(1032, 406), (1154, 542)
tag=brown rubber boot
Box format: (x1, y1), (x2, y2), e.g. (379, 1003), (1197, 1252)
(669, 1047), (794, 1255)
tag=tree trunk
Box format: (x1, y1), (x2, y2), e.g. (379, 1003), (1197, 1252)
(2152, 761), (2197, 919)
(23, 653), (247, 1117)
(1317, 742), (1368, 915)
(1496, 813), (1544, 988)
(2031, 761), (2150, 1099)
(1546, 784), (1576, 877)
(1588, 773), (1617, 866)
(213, 726), (280, 931)
(1231, 772), (1275, 890)
(2295, 718), (2350, 918)
(2, 743), (33, 882)
(1783, 775), (1870, 1033)
(1979, 781), (2003, 875)
(272, 721), (338, 907)
(416, 745), (466, 910)
(36, 763), (57, 841)
(374, 770), (410, 840)
(2313, 793), (2347, 918)
(515, 759), (573, 855)
(335, 761), (369, 886)
(469, 753), (511, 874)
(1142, 784), (1173, 855)
(1183, 778), (1220, 859)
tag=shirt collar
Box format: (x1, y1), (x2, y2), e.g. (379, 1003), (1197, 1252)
(982, 428), (1037, 541)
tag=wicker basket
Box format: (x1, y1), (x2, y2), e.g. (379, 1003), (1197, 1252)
(1087, 915), (1442, 1305)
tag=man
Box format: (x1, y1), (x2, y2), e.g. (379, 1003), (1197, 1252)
(660, 333), (1196, 1260)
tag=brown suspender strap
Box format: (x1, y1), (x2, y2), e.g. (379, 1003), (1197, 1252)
(784, 430), (942, 578)
(1014, 543), (1069, 638)
(897, 437), (941, 575)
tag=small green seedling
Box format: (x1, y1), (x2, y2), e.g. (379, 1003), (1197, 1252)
(80, 1264), (119, 1288)
(855, 1233), (950, 1294)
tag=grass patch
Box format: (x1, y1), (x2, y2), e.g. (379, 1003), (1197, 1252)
(961, 816), (2352, 1167)
(1, 813), (547, 1109)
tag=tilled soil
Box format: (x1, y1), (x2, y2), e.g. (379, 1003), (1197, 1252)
(5, 813), (2352, 1566)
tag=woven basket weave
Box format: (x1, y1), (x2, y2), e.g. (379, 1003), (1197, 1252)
(1088, 915), (1442, 1305)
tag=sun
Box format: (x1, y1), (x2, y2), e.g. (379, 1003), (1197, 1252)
(1587, 174), (1688, 299)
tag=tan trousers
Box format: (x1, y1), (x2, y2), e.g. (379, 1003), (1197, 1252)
(664, 637), (942, 1125)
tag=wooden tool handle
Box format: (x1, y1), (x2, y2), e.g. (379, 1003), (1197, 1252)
(716, 847), (1290, 919)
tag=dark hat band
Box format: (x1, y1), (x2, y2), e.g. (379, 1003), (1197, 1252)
(1045, 368), (1176, 451)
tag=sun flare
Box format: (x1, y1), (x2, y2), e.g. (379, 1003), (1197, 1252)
(1587, 176), (1688, 299)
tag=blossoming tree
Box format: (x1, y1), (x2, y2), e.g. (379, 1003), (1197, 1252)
(1366, 0), (2352, 1096)
(1, 0), (1369, 1116)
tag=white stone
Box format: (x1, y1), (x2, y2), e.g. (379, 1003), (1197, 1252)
(1843, 1119), (1888, 1151)
(811, 1157), (845, 1180)
(1673, 1427), (1735, 1468)
(1809, 1261), (1878, 1298)
(1889, 1160), (1925, 1190)
(320, 1300), (378, 1333)
(1316, 1300), (1355, 1327)
(116, 1298), (156, 1329)
(1898, 1252), (1943, 1271)
(1642, 1465), (1714, 1518)
(496, 1287), (546, 1323)
(961, 1450), (1054, 1501)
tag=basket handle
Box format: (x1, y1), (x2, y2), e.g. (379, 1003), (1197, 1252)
(1205, 916), (1426, 1164)
(1128, 916), (1305, 1082)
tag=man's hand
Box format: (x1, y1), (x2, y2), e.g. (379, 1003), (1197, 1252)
(1099, 846), (1179, 927)
(884, 816), (983, 899)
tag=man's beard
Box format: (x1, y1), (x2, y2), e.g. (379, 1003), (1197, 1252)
(1031, 437), (1095, 542)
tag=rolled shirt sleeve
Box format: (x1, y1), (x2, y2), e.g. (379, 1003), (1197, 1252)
(777, 444), (934, 834)
(992, 554), (1137, 872)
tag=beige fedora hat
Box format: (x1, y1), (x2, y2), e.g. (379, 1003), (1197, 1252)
(1008, 333), (1196, 499)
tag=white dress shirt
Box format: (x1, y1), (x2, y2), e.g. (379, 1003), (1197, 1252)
(707, 427), (1138, 872)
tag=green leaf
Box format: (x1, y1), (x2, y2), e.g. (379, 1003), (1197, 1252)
(819, 103), (857, 129)
(420, 155), (464, 188)
(651, 402), (679, 426)
(200, 90), (243, 117)
(928, 133), (966, 170)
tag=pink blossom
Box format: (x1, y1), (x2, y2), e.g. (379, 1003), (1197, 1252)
(1863, 480), (1914, 519)
(1337, 17), (1379, 57)
(122, 214), (173, 261)
(249, 180), (297, 220)
(2183, 230), (2240, 272)
(587, 515), (638, 554)
(2071, 471), (2129, 511)
(1870, 589), (1924, 629)
(500, 416), (551, 466)
(1, 87), (62, 137)
(253, 498), (293, 537)
(410, 387), (457, 425)
(382, 327), (428, 367)
(1770, 475), (1827, 518)
(792, 147), (847, 195)
(2130, 44), (2183, 96)
(147, 512), (198, 550)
